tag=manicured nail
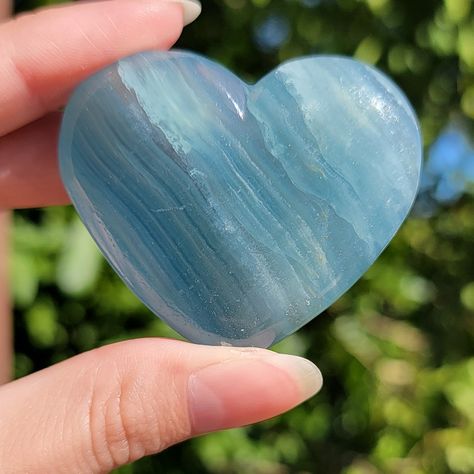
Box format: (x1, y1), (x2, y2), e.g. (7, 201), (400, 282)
(187, 352), (322, 434)
(170, 0), (201, 26)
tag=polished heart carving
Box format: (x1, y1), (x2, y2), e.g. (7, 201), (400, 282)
(59, 51), (422, 347)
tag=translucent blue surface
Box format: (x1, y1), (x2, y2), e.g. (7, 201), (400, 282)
(59, 51), (422, 347)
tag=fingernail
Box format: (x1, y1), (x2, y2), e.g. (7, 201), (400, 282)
(169, 0), (201, 26)
(188, 352), (322, 434)
(266, 354), (323, 401)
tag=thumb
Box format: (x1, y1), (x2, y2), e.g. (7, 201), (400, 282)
(0, 338), (322, 473)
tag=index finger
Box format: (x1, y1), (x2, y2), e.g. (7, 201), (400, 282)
(0, 0), (200, 137)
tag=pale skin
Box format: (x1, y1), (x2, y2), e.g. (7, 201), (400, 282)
(0, 1), (323, 472)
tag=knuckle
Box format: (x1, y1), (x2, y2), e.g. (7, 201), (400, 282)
(87, 362), (135, 471)
(86, 355), (187, 472)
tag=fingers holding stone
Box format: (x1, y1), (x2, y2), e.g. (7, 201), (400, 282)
(0, 339), (322, 473)
(0, 0), (194, 137)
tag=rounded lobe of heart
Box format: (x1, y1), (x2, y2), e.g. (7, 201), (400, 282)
(59, 51), (422, 347)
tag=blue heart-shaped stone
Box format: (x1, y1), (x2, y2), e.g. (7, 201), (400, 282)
(59, 51), (421, 347)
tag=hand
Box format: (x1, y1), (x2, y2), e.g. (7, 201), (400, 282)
(0, 2), (323, 472)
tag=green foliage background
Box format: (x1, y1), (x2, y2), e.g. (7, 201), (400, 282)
(12, 0), (474, 472)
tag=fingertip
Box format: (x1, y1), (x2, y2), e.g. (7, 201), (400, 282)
(187, 352), (322, 434)
(171, 0), (201, 26)
(264, 354), (323, 402)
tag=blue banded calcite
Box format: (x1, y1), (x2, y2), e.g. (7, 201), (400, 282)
(59, 51), (422, 347)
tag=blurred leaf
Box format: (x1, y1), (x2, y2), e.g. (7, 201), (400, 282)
(443, 359), (474, 421)
(56, 216), (103, 296)
(461, 85), (474, 119)
(460, 282), (474, 310)
(10, 251), (38, 307)
(372, 429), (409, 466)
(458, 23), (474, 69)
(446, 445), (474, 474)
(354, 36), (383, 65)
(444, 0), (471, 24)
(24, 300), (59, 348)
